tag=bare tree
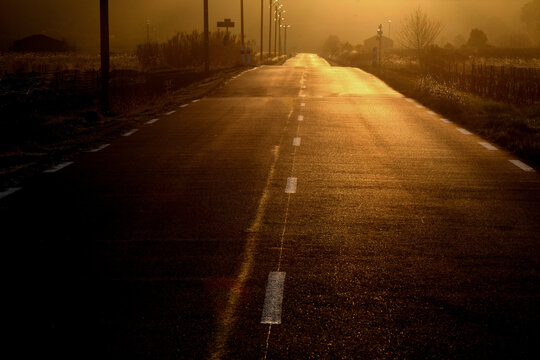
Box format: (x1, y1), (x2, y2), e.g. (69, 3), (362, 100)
(399, 7), (443, 67)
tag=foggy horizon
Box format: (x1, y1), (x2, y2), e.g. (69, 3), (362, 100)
(0, 0), (536, 53)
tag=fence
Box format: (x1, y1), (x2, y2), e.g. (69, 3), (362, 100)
(436, 63), (540, 105)
(0, 68), (210, 112)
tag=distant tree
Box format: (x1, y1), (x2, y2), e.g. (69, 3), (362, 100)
(399, 7), (443, 67)
(321, 35), (341, 57)
(521, 0), (540, 45)
(453, 34), (466, 48)
(466, 29), (489, 49)
(341, 41), (353, 53)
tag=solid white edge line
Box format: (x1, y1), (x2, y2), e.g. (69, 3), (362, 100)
(261, 272), (286, 324)
(122, 129), (139, 137)
(44, 162), (74, 173)
(293, 137), (301, 147)
(457, 128), (472, 135)
(478, 142), (498, 151)
(145, 118), (159, 124)
(509, 160), (535, 172)
(285, 177), (297, 193)
(0, 187), (22, 200)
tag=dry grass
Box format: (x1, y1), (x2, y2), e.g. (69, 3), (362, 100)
(0, 52), (141, 73)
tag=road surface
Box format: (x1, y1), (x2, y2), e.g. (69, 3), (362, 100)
(3, 54), (540, 359)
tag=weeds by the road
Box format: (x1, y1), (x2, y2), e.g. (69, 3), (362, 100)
(364, 65), (540, 166)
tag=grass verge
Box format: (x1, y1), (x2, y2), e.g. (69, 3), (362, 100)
(361, 65), (540, 167)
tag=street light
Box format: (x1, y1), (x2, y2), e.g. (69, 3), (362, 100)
(278, 10), (285, 55)
(282, 24), (291, 56)
(388, 20), (392, 39)
(376, 24), (383, 67)
(269, 0), (279, 59)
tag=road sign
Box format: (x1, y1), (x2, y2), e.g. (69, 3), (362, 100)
(217, 18), (235, 33)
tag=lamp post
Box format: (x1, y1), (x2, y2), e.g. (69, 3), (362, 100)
(388, 20), (392, 39)
(99, 0), (109, 113)
(278, 11), (285, 55)
(260, 0), (264, 62)
(282, 24), (291, 56)
(376, 24), (383, 67)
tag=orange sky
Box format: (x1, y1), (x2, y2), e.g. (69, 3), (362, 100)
(0, 0), (533, 51)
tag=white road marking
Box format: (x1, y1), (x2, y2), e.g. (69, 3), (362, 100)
(285, 177), (297, 193)
(300, 103), (305, 107)
(457, 128), (472, 135)
(122, 129), (138, 136)
(406, 98), (414, 102)
(301, 85), (307, 89)
(293, 137), (301, 146)
(192, 99), (200, 103)
(300, 94), (306, 98)
(164, 111), (176, 116)
(0, 187), (22, 200)
(416, 104), (425, 109)
(427, 110), (436, 115)
(297, 115), (304, 121)
(44, 162), (74, 173)
(509, 160), (535, 172)
(440, 118), (451, 123)
(478, 142), (498, 151)
(145, 118), (159, 124)
(261, 272), (286, 325)
(179, 104), (189, 108)
(87, 144), (110, 152)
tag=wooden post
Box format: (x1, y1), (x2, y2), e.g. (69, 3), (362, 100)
(100, 0), (110, 113)
(204, 0), (209, 73)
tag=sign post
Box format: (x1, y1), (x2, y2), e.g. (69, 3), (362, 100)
(217, 18), (235, 34)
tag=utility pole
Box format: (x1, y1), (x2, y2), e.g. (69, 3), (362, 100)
(204, 0), (209, 73)
(240, 0), (245, 51)
(274, 6), (278, 56)
(99, 0), (109, 114)
(278, 11), (282, 55)
(284, 24), (290, 56)
(377, 24), (383, 67)
(268, 0), (272, 59)
(260, 0), (264, 62)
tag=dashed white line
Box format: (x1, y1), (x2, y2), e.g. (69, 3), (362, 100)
(122, 129), (138, 137)
(0, 187), (22, 200)
(179, 104), (189, 108)
(297, 115), (304, 121)
(457, 128), (472, 135)
(261, 272), (286, 324)
(164, 111), (176, 116)
(145, 118), (159, 124)
(416, 104), (425, 108)
(427, 110), (436, 115)
(440, 118), (452, 123)
(301, 85), (307, 89)
(300, 103), (305, 107)
(192, 99), (200, 103)
(293, 137), (301, 147)
(300, 94), (306, 98)
(285, 177), (297, 193)
(478, 142), (498, 151)
(44, 162), (74, 173)
(405, 98), (414, 102)
(87, 144), (110, 152)
(509, 160), (535, 172)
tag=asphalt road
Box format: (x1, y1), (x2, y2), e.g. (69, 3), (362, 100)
(3, 54), (540, 359)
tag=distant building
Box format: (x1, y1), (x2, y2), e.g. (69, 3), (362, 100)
(363, 35), (394, 52)
(11, 34), (71, 53)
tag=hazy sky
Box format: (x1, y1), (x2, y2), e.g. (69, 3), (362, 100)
(0, 0), (532, 52)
